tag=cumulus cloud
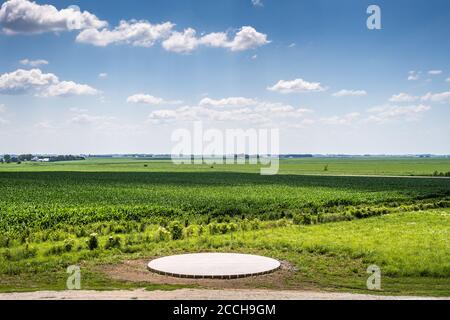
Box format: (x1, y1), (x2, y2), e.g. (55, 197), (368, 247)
(98, 73), (108, 79)
(147, 98), (313, 126)
(267, 78), (326, 94)
(428, 70), (442, 75)
(79, 20), (269, 53)
(2, 1), (268, 54)
(421, 91), (450, 103)
(226, 26), (269, 51)
(367, 104), (431, 123)
(78, 21), (269, 53)
(0, 68), (58, 94)
(0, 68), (98, 97)
(127, 94), (182, 105)
(162, 28), (198, 53)
(389, 93), (419, 103)
(40, 81), (99, 97)
(0, 0), (107, 35)
(76, 20), (174, 47)
(20, 58), (49, 67)
(332, 89), (367, 97)
(162, 26), (269, 53)
(199, 97), (258, 107)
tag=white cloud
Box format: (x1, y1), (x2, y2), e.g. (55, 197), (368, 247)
(0, 0), (107, 35)
(162, 26), (269, 53)
(127, 94), (182, 105)
(0, 104), (6, 112)
(77, 20), (174, 47)
(251, 54), (258, 60)
(267, 78), (326, 94)
(428, 70), (442, 75)
(421, 91), (450, 103)
(408, 70), (420, 81)
(389, 93), (419, 103)
(251, 0), (264, 7)
(162, 28), (199, 53)
(320, 112), (361, 125)
(199, 97), (258, 107)
(332, 89), (367, 97)
(367, 104), (431, 123)
(98, 73), (108, 79)
(40, 81), (99, 97)
(147, 98), (313, 126)
(288, 43), (296, 48)
(0, 68), (58, 94)
(20, 59), (49, 67)
(0, 68), (98, 97)
(446, 77), (450, 82)
(226, 26), (269, 51)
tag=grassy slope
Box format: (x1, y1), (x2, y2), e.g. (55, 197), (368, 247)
(0, 210), (448, 296)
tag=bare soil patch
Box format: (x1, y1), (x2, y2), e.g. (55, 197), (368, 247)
(96, 258), (302, 290)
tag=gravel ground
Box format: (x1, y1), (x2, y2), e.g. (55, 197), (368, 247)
(0, 289), (447, 300)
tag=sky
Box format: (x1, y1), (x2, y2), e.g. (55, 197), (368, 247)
(0, 0), (449, 155)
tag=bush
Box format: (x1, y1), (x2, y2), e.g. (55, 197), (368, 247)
(105, 236), (121, 249)
(63, 239), (75, 252)
(86, 233), (99, 250)
(292, 214), (304, 225)
(184, 225), (196, 238)
(155, 227), (170, 242)
(169, 221), (183, 240)
(0, 235), (11, 248)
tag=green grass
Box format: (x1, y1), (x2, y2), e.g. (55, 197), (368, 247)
(0, 158), (449, 296)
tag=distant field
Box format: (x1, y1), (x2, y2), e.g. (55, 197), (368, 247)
(1, 157), (450, 176)
(0, 157), (449, 295)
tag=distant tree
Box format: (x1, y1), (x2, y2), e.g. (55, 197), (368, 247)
(324, 164), (329, 171)
(3, 154), (11, 163)
(18, 154), (33, 162)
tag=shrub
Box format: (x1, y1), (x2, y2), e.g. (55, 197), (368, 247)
(86, 233), (99, 250)
(155, 227), (170, 242)
(105, 236), (121, 250)
(184, 225), (196, 238)
(169, 221), (183, 240)
(0, 235), (11, 248)
(63, 239), (75, 252)
(292, 214), (304, 225)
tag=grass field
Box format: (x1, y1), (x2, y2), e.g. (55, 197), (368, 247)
(0, 157), (449, 296)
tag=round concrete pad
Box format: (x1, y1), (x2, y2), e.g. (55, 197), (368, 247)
(148, 253), (281, 279)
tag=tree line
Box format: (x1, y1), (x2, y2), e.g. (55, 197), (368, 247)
(1, 154), (85, 164)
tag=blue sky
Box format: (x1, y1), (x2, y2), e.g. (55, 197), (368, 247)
(0, 0), (449, 154)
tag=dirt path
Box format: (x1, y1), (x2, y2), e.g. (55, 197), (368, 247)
(0, 288), (447, 300)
